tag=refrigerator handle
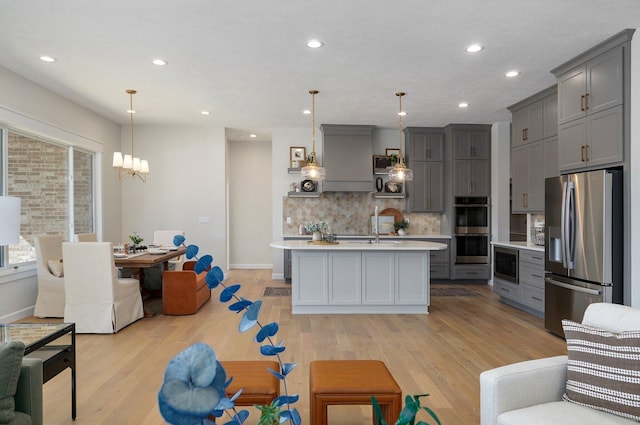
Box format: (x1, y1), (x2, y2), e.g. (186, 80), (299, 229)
(545, 277), (602, 296)
(562, 180), (576, 270)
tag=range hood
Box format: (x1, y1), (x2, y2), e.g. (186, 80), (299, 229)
(320, 124), (374, 192)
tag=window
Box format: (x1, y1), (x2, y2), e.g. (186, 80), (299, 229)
(2, 130), (95, 267)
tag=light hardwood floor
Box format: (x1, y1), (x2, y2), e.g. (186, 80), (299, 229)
(23, 270), (567, 424)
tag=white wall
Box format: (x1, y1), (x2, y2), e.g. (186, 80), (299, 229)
(0, 65), (121, 321)
(271, 128), (310, 279)
(229, 139), (272, 268)
(118, 125), (228, 270)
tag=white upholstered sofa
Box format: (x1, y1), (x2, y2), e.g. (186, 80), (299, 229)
(480, 302), (640, 425)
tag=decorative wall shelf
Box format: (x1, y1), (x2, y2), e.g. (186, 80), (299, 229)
(372, 192), (406, 199)
(288, 191), (320, 198)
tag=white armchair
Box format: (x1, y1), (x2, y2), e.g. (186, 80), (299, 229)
(62, 242), (143, 333)
(33, 235), (65, 318)
(73, 233), (97, 242)
(480, 303), (640, 425)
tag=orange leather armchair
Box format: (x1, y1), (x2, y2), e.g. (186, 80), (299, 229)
(162, 261), (211, 315)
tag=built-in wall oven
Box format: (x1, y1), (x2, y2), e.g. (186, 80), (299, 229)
(454, 197), (490, 264)
(494, 246), (518, 283)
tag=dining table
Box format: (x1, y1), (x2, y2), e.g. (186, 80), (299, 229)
(114, 246), (187, 316)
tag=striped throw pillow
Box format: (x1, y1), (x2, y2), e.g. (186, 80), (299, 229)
(562, 319), (640, 421)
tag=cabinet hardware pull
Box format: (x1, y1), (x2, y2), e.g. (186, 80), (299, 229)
(532, 274), (544, 279)
(524, 128), (528, 140)
(580, 95), (586, 111)
(531, 256), (542, 260)
(581, 145), (586, 161)
(532, 296), (543, 302)
(522, 193), (526, 208)
(585, 144), (590, 161)
(585, 93), (589, 110)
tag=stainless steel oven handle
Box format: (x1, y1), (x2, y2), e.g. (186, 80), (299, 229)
(545, 277), (601, 295)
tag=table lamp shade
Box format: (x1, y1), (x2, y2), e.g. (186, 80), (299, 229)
(0, 196), (21, 245)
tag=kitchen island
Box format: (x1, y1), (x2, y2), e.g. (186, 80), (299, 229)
(270, 240), (447, 314)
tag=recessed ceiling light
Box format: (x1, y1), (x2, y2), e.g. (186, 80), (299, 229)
(505, 70), (520, 78)
(465, 44), (484, 53)
(151, 58), (168, 66)
(250, 134), (257, 138)
(306, 39), (324, 49)
(39, 55), (56, 62)
(458, 102), (469, 108)
(201, 111), (210, 116)
(303, 109), (311, 115)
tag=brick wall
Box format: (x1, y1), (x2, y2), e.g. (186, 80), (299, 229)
(6, 132), (93, 264)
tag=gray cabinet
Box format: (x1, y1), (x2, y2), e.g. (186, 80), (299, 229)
(404, 128), (445, 212)
(511, 142), (544, 212)
(409, 162), (444, 212)
(511, 101), (542, 148)
(508, 86), (558, 213)
(493, 245), (544, 317)
(454, 159), (490, 196)
(557, 105), (623, 172)
(551, 29), (632, 172)
(453, 129), (490, 159)
(424, 238), (450, 279)
(448, 124), (491, 197)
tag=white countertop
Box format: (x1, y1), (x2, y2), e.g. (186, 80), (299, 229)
(283, 234), (451, 240)
(491, 240), (544, 252)
(271, 240), (448, 251)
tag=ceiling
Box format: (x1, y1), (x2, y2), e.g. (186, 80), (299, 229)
(1, 1), (640, 143)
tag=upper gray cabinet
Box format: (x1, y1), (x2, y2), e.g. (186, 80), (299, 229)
(508, 85), (558, 213)
(320, 124), (374, 191)
(453, 129), (490, 160)
(404, 127), (444, 212)
(447, 124), (491, 197)
(551, 29), (633, 172)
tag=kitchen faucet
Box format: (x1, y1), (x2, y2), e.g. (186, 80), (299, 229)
(374, 205), (380, 244)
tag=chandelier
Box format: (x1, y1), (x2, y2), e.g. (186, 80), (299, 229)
(388, 91), (413, 182)
(300, 89), (326, 181)
(112, 89), (149, 182)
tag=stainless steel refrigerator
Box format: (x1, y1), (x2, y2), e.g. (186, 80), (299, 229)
(544, 169), (623, 337)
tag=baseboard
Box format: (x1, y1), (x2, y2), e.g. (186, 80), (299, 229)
(228, 264), (273, 270)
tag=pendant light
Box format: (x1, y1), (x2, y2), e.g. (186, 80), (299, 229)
(300, 89), (326, 181)
(112, 89), (149, 182)
(388, 91), (413, 183)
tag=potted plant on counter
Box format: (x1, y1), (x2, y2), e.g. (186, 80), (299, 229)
(394, 219), (409, 236)
(304, 221), (328, 241)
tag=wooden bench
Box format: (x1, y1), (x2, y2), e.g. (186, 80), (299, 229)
(162, 262), (211, 315)
(309, 360), (402, 425)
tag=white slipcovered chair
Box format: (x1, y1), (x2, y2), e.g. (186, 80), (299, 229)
(153, 230), (185, 271)
(480, 303), (640, 425)
(73, 233), (97, 242)
(62, 242), (143, 333)
(33, 235), (66, 318)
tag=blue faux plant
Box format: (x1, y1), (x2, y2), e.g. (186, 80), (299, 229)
(158, 235), (440, 425)
(158, 235), (301, 425)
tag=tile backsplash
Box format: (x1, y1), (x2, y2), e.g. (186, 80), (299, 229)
(283, 193), (441, 235)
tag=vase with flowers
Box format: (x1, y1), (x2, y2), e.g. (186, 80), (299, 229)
(304, 221), (328, 241)
(158, 234), (441, 425)
(129, 232), (144, 251)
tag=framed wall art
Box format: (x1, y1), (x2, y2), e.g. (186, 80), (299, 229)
(290, 147), (306, 168)
(385, 148), (400, 157)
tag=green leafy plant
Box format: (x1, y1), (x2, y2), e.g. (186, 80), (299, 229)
(129, 232), (144, 245)
(394, 219), (409, 232)
(255, 400), (282, 425)
(304, 221), (328, 233)
(372, 394), (441, 425)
